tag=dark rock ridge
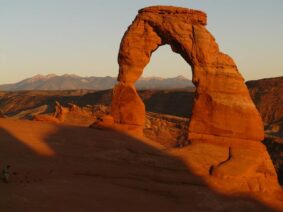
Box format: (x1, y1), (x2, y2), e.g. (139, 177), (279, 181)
(246, 76), (283, 125)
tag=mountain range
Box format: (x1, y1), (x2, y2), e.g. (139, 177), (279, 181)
(0, 74), (194, 91)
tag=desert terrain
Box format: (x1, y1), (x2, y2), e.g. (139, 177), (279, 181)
(1, 4), (283, 212)
(2, 118), (281, 211)
(0, 76), (282, 211)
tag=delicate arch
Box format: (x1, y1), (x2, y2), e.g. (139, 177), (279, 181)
(112, 6), (264, 141)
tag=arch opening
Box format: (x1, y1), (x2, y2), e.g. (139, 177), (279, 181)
(137, 44), (195, 147)
(136, 44), (194, 89)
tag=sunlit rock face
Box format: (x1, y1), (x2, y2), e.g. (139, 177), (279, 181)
(112, 5), (264, 141)
(111, 6), (282, 195)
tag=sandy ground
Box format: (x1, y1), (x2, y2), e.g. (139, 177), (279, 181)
(0, 118), (280, 211)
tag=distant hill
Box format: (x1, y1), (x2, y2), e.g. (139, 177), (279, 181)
(0, 74), (194, 91)
(246, 76), (283, 125)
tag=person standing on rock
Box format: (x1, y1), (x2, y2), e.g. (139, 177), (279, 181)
(1, 165), (11, 183)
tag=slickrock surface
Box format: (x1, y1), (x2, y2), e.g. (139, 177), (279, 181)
(34, 102), (108, 127)
(0, 79), (282, 190)
(0, 118), (282, 211)
(30, 101), (283, 198)
(112, 5), (264, 141)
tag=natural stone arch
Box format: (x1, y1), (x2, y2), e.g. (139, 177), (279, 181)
(112, 6), (264, 141)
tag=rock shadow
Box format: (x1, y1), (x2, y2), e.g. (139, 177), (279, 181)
(0, 122), (277, 211)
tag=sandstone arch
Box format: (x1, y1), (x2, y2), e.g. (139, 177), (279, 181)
(112, 6), (264, 142)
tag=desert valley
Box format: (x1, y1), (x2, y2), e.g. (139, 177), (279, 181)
(1, 3), (283, 212)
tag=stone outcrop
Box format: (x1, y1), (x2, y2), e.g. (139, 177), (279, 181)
(112, 5), (264, 141)
(34, 102), (101, 127)
(144, 112), (190, 148)
(53, 101), (69, 121)
(90, 115), (114, 129)
(111, 6), (281, 195)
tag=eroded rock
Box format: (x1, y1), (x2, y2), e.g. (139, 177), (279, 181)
(112, 5), (264, 141)
(110, 5), (281, 195)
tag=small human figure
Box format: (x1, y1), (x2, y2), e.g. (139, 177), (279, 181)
(1, 165), (11, 183)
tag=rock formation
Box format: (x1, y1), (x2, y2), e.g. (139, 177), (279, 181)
(112, 6), (264, 141)
(34, 102), (99, 127)
(111, 6), (281, 195)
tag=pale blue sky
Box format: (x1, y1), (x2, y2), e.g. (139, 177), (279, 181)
(0, 0), (282, 84)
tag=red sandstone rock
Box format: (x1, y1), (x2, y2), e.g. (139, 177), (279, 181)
(90, 115), (114, 129)
(2, 118), (282, 211)
(169, 136), (280, 194)
(112, 83), (145, 126)
(53, 101), (68, 121)
(112, 5), (264, 141)
(33, 114), (60, 124)
(110, 5), (281, 196)
(34, 103), (97, 127)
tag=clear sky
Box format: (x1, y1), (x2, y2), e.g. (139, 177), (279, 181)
(0, 0), (282, 84)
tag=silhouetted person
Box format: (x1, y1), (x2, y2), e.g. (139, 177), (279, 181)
(1, 165), (11, 183)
